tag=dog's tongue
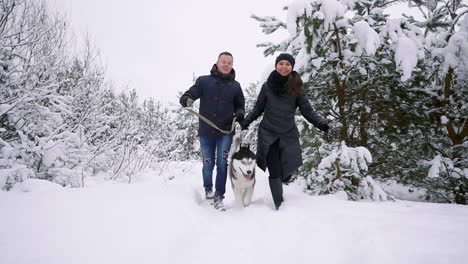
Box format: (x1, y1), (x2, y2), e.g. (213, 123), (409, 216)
(245, 175), (251, 180)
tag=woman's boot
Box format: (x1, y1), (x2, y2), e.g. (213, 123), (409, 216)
(269, 177), (283, 210)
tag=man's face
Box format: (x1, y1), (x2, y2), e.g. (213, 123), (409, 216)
(216, 55), (233, 75)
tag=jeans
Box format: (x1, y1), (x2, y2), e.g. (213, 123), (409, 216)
(199, 134), (233, 199)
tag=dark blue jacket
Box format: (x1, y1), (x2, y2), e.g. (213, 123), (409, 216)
(180, 64), (245, 137)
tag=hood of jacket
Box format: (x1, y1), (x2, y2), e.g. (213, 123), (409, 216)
(210, 64), (236, 81)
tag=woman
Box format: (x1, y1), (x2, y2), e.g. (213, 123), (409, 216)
(240, 53), (330, 210)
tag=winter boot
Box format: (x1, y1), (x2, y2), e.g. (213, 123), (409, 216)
(213, 196), (226, 211)
(205, 188), (214, 200)
(269, 178), (283, 210)
(282, 175), (294, 185)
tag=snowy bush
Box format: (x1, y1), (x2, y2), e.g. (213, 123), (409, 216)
(0, 165), (35, 191)
(306, 141), (387, 201)
(423, 155), (468, 204)
(0, 1), (188, 188)
(43, 168), (85, 188)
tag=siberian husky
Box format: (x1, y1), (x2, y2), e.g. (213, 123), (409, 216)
(229, 134), (256, 207)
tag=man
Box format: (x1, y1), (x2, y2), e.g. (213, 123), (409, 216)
(180, 52), (245, 211)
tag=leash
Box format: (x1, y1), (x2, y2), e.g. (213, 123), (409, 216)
(185, 107), (237, 135)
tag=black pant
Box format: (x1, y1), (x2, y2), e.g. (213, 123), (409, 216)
(266, 140), (284, 207)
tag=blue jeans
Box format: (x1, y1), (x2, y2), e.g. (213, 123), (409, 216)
(199, 134), (233, 199)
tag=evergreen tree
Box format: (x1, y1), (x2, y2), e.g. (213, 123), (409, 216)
(404, 0), (468, 203)
(253, 0), (467, 203)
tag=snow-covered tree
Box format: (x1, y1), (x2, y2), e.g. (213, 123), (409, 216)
(1, 0), (184, 188)
(241, 82), (262, 152)
(253, 0), (467, 203)
(167, 91), (200, 161)
(307, 141), (387, 201)
(0, 0), (84, 188)
(405, 0), (468, 203)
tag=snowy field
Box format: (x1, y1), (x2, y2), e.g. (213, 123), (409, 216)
(1, 162), (467, 264)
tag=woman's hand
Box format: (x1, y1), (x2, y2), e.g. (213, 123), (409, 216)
(318, 122), (330, 133)
(240, 120), (249, 131)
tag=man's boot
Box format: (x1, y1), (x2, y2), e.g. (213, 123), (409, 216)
(213, 196), (226, 211)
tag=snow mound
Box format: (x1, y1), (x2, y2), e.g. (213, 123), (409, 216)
(11, 179), (63, 193)
(333, 190), (349, 200)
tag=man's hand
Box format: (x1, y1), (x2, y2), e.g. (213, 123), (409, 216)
(235, 113), (244, 123)
(186, 98), (194, 108)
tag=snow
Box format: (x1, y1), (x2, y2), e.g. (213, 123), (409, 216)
(311, 57), (324, 68)
(461, 15), (468, 32)
(355, 146), (372, 170)
(320, 141), (372, 172)
(381, 18), (424, 81)
(0, 103), (11, 116)
(428, 155), (455, 179)
(353, 21), (381, 56)
(428, 155), (442, 178)
(287, 0), (313, 35)
(0, 165), (34, 190)
(318, 151), (338, 170)
(295, 43), (310, 71)
(333, 190), (348, 200)
(10, 178), (63, 192)
(42, 144), (63, 167)
(286, 0), (349, 33)
(364, 176), (387, 201)
(370, 8), (384, 16)
(434, 27), (468, 77)
(1, 162), (467, 264)
(395, 36), (419, 81)
(379, 179), (428, 202)
(441, 115), (449, 124)
(320, 0), (347, 29)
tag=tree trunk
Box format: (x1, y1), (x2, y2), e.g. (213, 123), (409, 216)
(333, 22), (349, 143)
(440, 68), (467, 158)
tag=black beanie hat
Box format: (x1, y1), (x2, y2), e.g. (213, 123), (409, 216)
(275, 53), (295, 69)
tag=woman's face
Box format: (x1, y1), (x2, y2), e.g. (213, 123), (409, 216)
(276, 60), (292, 76)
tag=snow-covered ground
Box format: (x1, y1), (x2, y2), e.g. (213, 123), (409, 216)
(1, 162), (467, 264)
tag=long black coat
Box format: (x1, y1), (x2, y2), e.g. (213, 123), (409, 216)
(243, 80), (326, 176)
(180, 65), (245, 137)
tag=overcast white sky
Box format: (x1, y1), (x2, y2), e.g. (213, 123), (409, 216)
(46, 0), (443, 104)
(47, 0), (290, 104)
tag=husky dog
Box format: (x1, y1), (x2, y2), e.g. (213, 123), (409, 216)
(229, 135), (256, 207)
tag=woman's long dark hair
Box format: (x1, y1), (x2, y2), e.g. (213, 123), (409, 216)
(287, 71), (304, 96)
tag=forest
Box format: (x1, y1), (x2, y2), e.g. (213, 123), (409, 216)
(0, 0), (467, 204)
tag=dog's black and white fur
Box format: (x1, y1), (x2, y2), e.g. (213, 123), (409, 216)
(229, 134), (256, 207)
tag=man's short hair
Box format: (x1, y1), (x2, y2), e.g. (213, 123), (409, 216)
(218, 51), (233, 59)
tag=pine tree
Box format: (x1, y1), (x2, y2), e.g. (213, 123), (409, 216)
(253, 0), (467, 202)
(403, 0), (468, 203)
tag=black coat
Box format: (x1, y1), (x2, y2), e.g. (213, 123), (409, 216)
(180, 65), (245, 137)
(243, 71), (326, 176)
